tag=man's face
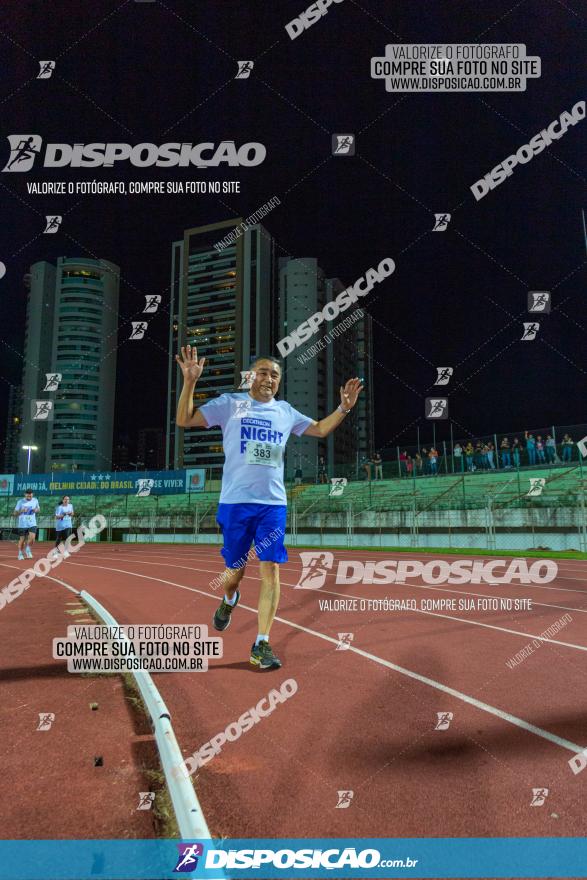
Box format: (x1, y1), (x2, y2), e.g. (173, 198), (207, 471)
(249, 360), (281, 402)
(63, 497), (70, 505)
(25, 493), (33, 503)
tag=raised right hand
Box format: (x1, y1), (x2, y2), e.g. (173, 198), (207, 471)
(175, 345), (206, 383)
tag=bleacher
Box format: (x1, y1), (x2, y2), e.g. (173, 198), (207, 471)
(1, 466), (583, 523)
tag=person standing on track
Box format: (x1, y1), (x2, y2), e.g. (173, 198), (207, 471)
(13, 488), (40, 560)
(54, 495), (74, 550)
(175, 346), (363, 670)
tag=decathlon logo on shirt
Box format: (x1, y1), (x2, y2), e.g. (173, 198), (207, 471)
(240, 417), (284, 454)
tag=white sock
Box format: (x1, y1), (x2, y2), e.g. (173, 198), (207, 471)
(255, 634), (268, 646)
(224, 593), (237, 606)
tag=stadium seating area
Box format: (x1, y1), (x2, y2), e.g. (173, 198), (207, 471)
(2, 465), (583, 522)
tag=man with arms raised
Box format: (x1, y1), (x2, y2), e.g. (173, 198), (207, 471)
(175, 346), (362, 669)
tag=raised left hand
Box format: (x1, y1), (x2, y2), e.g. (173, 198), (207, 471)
(340, 377), (364, 410)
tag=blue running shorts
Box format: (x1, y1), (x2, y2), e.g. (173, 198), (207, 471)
(216, 503), (288, 569)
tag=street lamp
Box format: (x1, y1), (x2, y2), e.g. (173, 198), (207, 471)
(22, 445), (38, 475)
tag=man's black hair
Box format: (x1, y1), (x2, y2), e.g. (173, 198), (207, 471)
(249, 355), (282, 371)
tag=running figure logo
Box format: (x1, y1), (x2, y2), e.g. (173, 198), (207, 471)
(425, 397), (448, 419)
(295, 551), (334, 589)
(434, 367), (453, 386)
(44, 215), (62, 234)
(136, 479), (155, 497)
(129, 321), (148, 340)
(143, 295), (161, 313)
(332, 134), (355, 155)
(232, 397), (253, 419)
(37, 712), (55, 731)
(43, 372), (62, 391)
(335, 790), (354, 809)
(329, 477), (347, 497)
(336, 632), (354, 651)
(527, 478), (546, 497)
(238, 369), (256, 391)
(136, 791), (155, 810)
(37, 60), (55, 79)
(432, 213), (451, 231)
(2, 135), (42, 172)
(528, 291), (551, 313)
(435, 711), (453, 730)
(521, 322), (540, 341)
(173, 843), (204, 873)
(32, 400), (53, 420)
(236, 60), (254, 78)
(530, 788), (549, 806)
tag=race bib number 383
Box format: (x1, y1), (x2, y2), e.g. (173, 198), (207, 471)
(245, 440), (282, 467)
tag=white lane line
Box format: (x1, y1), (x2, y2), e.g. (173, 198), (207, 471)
(0, 561), (80, 595)
(84, 550), (587, 616)
(310, 584), (587, 652)
(54, 559), (587, 757)
(72, 553), (587, 651)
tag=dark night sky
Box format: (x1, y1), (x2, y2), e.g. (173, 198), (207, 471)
(0, 0), (585, 459)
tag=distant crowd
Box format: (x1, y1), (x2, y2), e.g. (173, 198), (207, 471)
(359, 432), (577, 480)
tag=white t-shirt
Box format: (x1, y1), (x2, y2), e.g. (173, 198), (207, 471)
(15, 497), (40, 529)
(55, 504), (74, 529)
(199, 393), (314, 505)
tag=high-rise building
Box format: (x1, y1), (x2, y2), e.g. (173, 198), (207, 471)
(3, 384), (23, 472)
(137, 427), (165, 471)
(19, 257), (119, 472)
(167, 219), (275, 473)
(278, 258), (374, 480)
(278, 257), (328, 479)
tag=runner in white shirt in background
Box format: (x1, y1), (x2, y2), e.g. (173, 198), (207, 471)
(54, 495), (75, 554)
(13, 488), (40, 561)
(176, 348), (363, 669)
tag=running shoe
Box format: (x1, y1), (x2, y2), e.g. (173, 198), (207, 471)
(17, 551), (24, 561)
(250, 640), (282, 669)
(212, 590), (240, 632)
(25, 547), (33, 559)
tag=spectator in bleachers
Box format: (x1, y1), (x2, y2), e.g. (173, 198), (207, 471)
(294, 467), (303, 486)
(562, 434), (574, 462)
(536, 435), (546, 464)
(399, 450), (408, 477)
(406, 455), (414, 477)
(361, 455), (372, 481)
(453, 442), (464, 472)
(414, 452), (423, 476)
(428, 447), (439, 475)
(500, 437), (511, 468)
(487, 442), (496, 469)
(512, 437), (521, 468)
(317, 455), (327, 484)
(373, 452), (383, 480)
(465, 441), (474, 471)
(525, 431), (537, 466)
(421, 448), (428, 475)
(545, 434), (556, 464)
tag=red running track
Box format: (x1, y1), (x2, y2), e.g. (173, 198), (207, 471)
(1, 542), (586, 841)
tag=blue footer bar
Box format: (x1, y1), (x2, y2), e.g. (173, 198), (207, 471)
(0, 838), (586, 879)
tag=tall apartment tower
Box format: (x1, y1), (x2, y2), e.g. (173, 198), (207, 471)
(167, 219), (276, 473)
(19, 257), (119, 472)
(278, 258), (374, 479)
